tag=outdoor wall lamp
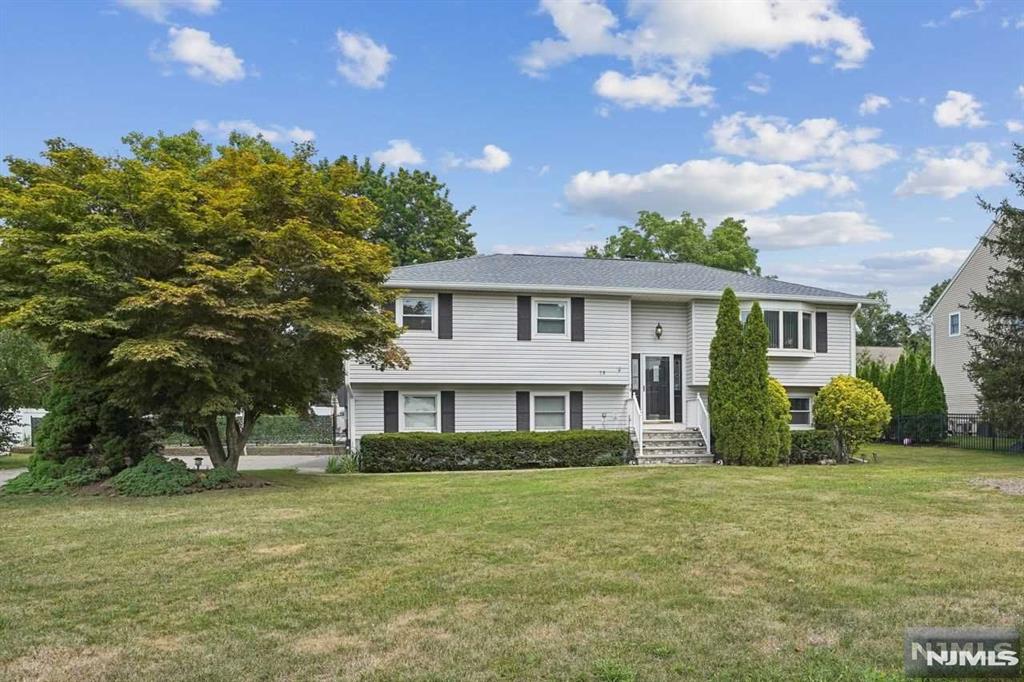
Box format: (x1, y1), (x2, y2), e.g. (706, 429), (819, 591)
(655, 322), (663, 339)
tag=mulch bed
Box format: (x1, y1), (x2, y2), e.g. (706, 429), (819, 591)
(76, 476), (271, 497)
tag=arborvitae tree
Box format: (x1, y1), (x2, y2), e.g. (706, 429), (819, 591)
(708, 288), (744, 462)
(888, 355), (908, 418)
(967, 145), (1024, 434)
(737, 302), (777, 466)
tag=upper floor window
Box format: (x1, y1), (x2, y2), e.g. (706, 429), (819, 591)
(534, 299), (567, 336)
(760, 307), (814, 351)
(398, 296), (435, 332)
(949, 312), (961, 337)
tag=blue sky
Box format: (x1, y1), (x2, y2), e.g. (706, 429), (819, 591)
(2, 0), (1022, 310)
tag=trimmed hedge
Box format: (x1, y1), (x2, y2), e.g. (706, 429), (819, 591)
(788, 429), (834, 464)
(359, 430), (631, 473)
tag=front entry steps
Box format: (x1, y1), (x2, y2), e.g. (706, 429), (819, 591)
(632, 422), (713, 465)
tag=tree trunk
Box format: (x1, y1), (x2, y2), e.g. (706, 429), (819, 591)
(193, 411), (259, 472)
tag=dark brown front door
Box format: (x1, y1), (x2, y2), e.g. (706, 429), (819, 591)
(644, 356), (670, 420)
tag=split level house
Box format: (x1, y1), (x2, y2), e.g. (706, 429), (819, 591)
(929, 220), (1009, 414)
(343, 254), (872, 463)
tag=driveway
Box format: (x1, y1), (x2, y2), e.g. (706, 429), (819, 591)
(0, 468), (27, 486)
(165, 454), (331, 473)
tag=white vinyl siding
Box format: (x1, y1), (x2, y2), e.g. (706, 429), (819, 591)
(349, 384), (629, 449)
(630, 301), (689, 355)
(932, 222), (1009, 413)
(690, 300), (855, 387)
(348, 291), (630, 385)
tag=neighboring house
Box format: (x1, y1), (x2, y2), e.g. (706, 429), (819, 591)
(858, 346), (903, 366)
(929, 221), (1009, 414)
(344, 254), (870, 462)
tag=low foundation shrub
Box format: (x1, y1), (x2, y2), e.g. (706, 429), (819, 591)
(3, 455), (108, 494)
(109, 454), (198, 496)
(788, 430), (835, 464)
(359, 430), (631, 473)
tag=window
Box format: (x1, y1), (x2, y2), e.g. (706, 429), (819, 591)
(782, 311), (799, 349)
(789, 397), (812, 426)
(764, 310), (780, 348)
(949, 312), (961, 337)
(532, 394), (567, 431)
(534, 299), (567, 335)
(400, 393), (439, 432)
(398, 296), (434, 332)
(802, 313), (812, 350)
(749, 305), (814, 351)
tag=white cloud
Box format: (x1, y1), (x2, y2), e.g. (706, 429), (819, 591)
(933, 90), (987, 128)
(745, 72), (771, 95)
(117, 0), (219, 22)
(564, 158), (850, 220)
(163, 26), (245, 83)
(194, 120), (315, 144)
(709, 113), (898, 171)
(776, 247), (971, 309)
(370, 139), (424, 167)
(335, 30), (393, 88)
(896, 143), (1007, 199)
(1018, 85), (1024, 100)
(492, 240), (599, 256)
(521, 0), (872, 109)
(742, 212), (891, 249)
(447, 144), (511, 173)
(858, 93), (890, 116)
(950, 0), (987, 20)
(1007, 120), (1024, 133)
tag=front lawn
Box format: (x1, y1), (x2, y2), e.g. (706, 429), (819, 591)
(1, 445), (1022, 680)
(0, 453), (30, 470)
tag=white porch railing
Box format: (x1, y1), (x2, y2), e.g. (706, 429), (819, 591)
(693, 394), (711, 455)
(626, 395), (643, 458)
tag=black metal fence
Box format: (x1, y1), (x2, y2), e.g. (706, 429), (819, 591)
(885, 413), (1023, 453)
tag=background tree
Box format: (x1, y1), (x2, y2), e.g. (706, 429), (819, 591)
(855, 291), (911, 347)
(585, 211), (761, 275)
(813, 376), (890, 462)
(708, 288), (744, 461)
(341, 157), (476, 265)
(0, 328), (54, 409)
(967, 144), (1024, 434)
(0, 132), (407, 471)
(736, 303), (777, 466)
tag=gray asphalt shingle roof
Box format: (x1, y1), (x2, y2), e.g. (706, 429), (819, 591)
(388, 254), (868, 302)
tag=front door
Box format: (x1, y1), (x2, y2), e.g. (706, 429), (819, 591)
(644, 355), (671, 420)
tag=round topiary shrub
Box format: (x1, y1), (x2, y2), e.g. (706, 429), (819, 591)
(767, 377), (791, 464)
(813, 375), (891, 462)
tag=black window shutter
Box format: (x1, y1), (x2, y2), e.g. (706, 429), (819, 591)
(673, 354), (683, 423)
(517, 296), (532, 341)
(383, 299), (396, 320)
(383, 391), (399, 432)
(516, 391), (530, 431)
(438, 293), (453, 339)
(440, 391), (455, 432)
(631, 353), (640, 404)
(571, 297), (585, 341)
(569, 391), (583, 430)
(815, 312), (828, 353)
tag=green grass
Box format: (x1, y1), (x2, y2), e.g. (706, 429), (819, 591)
(1, 444), (1022, 681)
(0, 453), (30, 470)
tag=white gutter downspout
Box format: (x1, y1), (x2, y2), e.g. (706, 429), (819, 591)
(851, 303), (861, 376)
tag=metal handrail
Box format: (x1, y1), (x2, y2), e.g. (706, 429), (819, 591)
(626, 395), (643, 458)
(695, 394), (711, 455)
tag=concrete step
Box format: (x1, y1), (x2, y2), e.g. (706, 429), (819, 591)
(642, 435), (705, 446)
(642, 445), (708, 456)
(637, 454), (714, 465)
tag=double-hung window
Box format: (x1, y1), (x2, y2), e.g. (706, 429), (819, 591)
(534, 299), (567, 336)
(789, 397), (812, 426)
(398, 296), (435, 332)
(949, 312), (961, 337)
(755, 305), (814, 352)
(400, 393), (439, 432)
(532, 394), (567, 431)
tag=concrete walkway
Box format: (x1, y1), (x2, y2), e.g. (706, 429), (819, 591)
(0, 468), (27, 486)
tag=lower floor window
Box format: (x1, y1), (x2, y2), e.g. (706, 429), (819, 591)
(533, 394), (567, 431)
(789, 397), (812, 426)
(402, 394), (438, 431)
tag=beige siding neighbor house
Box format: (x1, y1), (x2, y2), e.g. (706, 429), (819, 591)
(929, 222), (1009, 414)
(345, 254), (870, 463)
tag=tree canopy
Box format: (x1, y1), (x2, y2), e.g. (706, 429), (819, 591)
(0, 328), (54, 409)
(855, 290), (912, 347)
(585, 211), (761, 275)
(967, 143), (1024, 433)
(0, 132), (407, 469)
(341, 157), (477, 266)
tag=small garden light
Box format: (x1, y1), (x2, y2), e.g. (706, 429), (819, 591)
(655, 322), (663, 339)
(194, 457), (204, 472)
